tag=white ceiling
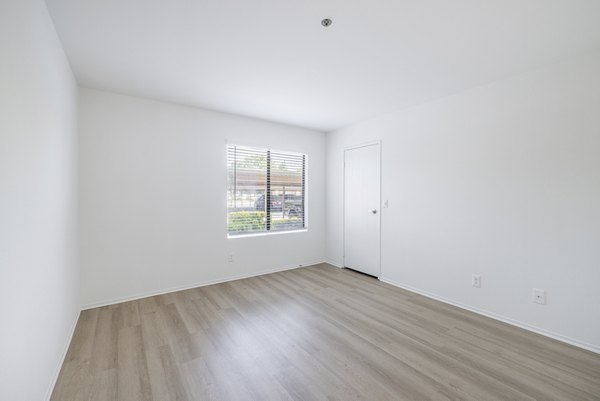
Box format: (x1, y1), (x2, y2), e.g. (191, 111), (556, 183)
(46, 0), (600, 131)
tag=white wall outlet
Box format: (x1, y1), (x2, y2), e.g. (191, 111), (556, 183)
(384, 200), (389, 208)
(472, 274), (481, 288)
(228, 253), (234, 263)
(532, 288), (546, 305)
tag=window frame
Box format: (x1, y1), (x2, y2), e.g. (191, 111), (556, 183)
(226, 144), (308, 238)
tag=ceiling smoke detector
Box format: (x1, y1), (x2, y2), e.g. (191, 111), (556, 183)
(321, 18), (332, 27)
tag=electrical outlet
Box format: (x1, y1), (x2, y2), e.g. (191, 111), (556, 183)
(228, 253), (234, 263)
(532, 288), (546, 305)
(472, 274), (481, 288)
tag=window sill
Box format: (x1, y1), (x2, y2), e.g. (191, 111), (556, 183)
(227, 229), (308, 239)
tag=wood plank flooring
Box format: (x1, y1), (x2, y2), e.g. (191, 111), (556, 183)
(51, 264), (600, 401)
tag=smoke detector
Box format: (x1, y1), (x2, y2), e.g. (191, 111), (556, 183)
(321, 18), (332, 27)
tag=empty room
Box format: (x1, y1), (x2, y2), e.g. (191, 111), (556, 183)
(2, 0), (600, 400)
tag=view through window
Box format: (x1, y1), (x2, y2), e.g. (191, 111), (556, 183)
(227, 145), (306, 236)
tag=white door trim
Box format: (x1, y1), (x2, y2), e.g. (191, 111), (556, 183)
(342, 140), (382, 277)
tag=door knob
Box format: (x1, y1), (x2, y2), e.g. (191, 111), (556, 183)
(370, 209), (377, 214)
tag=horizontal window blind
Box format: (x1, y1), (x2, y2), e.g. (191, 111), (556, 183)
(227, 145), (306, 236)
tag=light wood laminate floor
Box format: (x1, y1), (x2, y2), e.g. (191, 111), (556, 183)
(51, 264), (600, 401)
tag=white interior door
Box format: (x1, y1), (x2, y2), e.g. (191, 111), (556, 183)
(344, 143), (381, 277)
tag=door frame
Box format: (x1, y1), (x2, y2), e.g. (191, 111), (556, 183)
(342, 140), (382, 277)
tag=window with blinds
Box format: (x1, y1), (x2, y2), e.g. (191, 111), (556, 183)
(227, 145), (306, 236)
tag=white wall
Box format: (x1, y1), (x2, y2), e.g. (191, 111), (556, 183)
(78, 88), (326, 307)
(0, 1), (79, 400)
(326, 51), (600, 352)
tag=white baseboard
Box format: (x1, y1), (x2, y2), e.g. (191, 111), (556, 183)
(45, 310), (81, 401)
(81, 260), (326, 310)
(379, 276), (600, 355)
(324, 259), (343, 268)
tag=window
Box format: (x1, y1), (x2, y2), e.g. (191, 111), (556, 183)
(227, 145), (306, 236)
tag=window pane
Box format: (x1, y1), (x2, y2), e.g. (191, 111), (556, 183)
(227, 145), (306, 236)
(227, 146), (267, 235)
(270, 152), (304, 232)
